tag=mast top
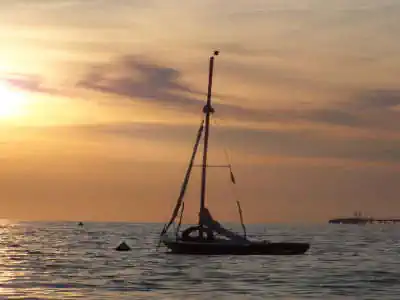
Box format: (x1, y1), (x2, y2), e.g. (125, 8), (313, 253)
(203, 51), (219, 115)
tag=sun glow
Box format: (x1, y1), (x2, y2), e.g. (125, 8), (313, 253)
(0, 82), (28, 119)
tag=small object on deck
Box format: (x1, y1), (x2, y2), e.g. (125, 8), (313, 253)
(78, 222), (84, 226)
(115, 241), (131, 251)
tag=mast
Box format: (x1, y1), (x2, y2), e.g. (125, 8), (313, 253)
(200, 50), (219, 223)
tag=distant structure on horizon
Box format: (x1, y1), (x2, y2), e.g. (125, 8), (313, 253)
(329, 211), (400, 224)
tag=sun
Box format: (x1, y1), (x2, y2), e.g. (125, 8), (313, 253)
(0, 82), (28, 119)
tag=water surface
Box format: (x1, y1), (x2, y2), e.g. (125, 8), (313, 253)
(0, 222), (399, 299)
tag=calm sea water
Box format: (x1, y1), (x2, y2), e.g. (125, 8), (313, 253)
(0, 221), (399, 299)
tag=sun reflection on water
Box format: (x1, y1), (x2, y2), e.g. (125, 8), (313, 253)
(0, 222), (25, 297)
(0, 222), (87, 299)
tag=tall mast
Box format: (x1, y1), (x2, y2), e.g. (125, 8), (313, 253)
(200, 50), (219, 223)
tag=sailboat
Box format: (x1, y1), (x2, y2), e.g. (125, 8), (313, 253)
(159, 51), (310, 255)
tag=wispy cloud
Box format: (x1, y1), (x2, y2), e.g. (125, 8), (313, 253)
(46, 119), (399, 166)
(77, 55), (206, 112)
(0, 73), (58, 95)
(355, 90), (400, 110)
(74, 54), (400, 134)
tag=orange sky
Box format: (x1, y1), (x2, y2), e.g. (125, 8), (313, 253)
(0, 0), (399, 222)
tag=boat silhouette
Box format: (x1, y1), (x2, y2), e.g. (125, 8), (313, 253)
(159, 51), (310, 255)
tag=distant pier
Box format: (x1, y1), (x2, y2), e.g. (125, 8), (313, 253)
(329, 217), (400, 224)
(329, 211), (400, 224)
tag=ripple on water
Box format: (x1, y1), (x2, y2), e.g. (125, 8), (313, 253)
(0, 222), (399, 299)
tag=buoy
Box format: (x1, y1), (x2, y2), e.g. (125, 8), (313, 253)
(115, 241), (131, 251)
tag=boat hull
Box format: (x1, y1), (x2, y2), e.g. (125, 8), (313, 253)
(163, 240), (310, 255)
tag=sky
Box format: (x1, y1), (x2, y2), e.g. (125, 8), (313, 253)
(0, 0), (399, 223)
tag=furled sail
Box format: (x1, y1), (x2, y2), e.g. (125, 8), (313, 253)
(229, 168), (236, 184)
(199, 207), (248, 243)
(160, 120), (204, 236)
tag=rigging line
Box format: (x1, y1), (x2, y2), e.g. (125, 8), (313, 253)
(160, 117), (205, 237)
(157, 110), (205, 249)
(212, 117), (236, 183)
(212, 118), (232, 166)
(212, 118), (247, 237)
(212, 118), (236, 186)
(236, 200), (247, 239)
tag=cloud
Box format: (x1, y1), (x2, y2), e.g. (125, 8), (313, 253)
(0, 73), (58, 95)
(45, 119), (399, 166)
(338, 89), (400, 131)
(229, 126), (400, 164)
(355, 89), (400, 110)
(76, 55), (351, 126)
(76, 55), (399, 133)
(218, 105), (360, 127)
(219, 89), (400, 130)
(77, 55), (206, 112)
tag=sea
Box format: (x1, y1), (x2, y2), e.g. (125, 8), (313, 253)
(0, 222), (399, 299)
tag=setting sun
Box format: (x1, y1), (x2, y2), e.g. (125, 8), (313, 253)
(0, 82), (28, 119)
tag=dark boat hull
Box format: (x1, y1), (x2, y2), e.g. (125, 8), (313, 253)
(163, 240), (310, 255)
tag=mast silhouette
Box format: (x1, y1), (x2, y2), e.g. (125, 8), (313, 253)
(199, 50), (219, 224)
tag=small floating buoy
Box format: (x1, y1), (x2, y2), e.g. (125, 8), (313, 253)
(115, 241), (131, 251)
